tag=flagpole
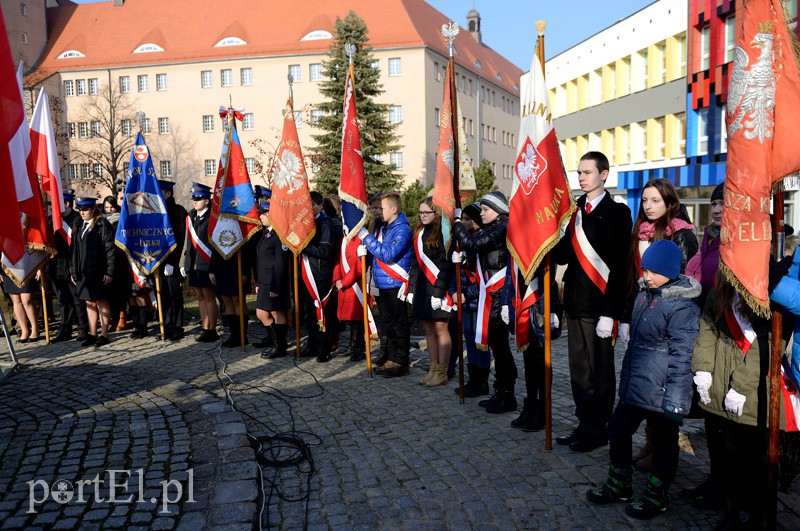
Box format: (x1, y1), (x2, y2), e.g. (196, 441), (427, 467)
(767, 191), (785, 529)
(154, 271), (167, 340)
(237, 249), (246, 351)
(39, 272), (50, 344)
(534, 20), (554, 451)
(294, 254), (301, 360)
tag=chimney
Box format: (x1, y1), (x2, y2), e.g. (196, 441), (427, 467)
(467, 9), (481, 44)
(114, 0), (125, 6)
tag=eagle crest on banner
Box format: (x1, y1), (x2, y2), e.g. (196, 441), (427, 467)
(273, 150), (305, 194)
(516, 137), (547, 196)
(727, 22), (777, 143)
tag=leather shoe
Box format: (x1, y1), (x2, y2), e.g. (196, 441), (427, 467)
(316, 353), (332, 363)
(569, 435), (608, 453)
(379, 360), (409, 377)
(556, 429), (583, 446)
(94, 336), (110, 347)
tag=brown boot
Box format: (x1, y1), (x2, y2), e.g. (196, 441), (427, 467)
(426, 364), (448, 387)
(116, 311), (126, 331)
(419, 362), (436, 385)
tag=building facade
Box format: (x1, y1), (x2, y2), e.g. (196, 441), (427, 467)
(17, 0), (522, 200)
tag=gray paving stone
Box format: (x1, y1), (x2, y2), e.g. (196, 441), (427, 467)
(213, 481), (258, 504)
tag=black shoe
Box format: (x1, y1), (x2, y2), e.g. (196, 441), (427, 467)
(18, 337), (28, 344)
(478, 392), (499, 408)
(130, 329), (145, 339)
(570, 434), (608, 453)
(511, 399), (545, 432)
(556, 429), (583, 446)
(52, 330), (73, 343)
(316, 353), (332, 363)
(169, 328), (184, 341)
(253, 336), (274, 349)
(262, 348), (287, 359)
(197, 329), (219, 343)
(81, 335), (97, 347)
(379, 361), (410, 377)
(348, 351), (366, 362)
(485, 393), (517, 414)
(94, 336), (110, 347)
(76, 330), (88, 341)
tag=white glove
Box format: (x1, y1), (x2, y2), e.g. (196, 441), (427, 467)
(693, 371), (713, 405)
(501, 305), (510, 325)
(164, 264), (174, 276)
(618, 323), (630, 343)
(724, 387), (747, 416)
(430, 297), (442, 310)
(357, 245), (367, 257)
(406, 293), (414, 305)
(454, 208), (462, 219)
(595, 316), (614, 339)
(358, 228), (369, 240)
(550, 313), (559, 329)
(451, 251), (463, 263)
(180, 266), (187, 278)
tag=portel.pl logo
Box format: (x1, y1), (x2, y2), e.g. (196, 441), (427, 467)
(27, 469), (194, 514)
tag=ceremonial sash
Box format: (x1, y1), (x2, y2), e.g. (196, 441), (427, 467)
(413, 232), (455, 312)
(186, 214), (212, 265)
(62, 220), (72, 246)
(375, 228), (409, 300)
(724, 301), (756, 355)
(781, 367), (800, 432)
(475, 260), (506, 350)
(340, 238), (378, 336)
(301, 255), (333, 332)
(570, 209), (610, 293)
(510, 261), (541, 351)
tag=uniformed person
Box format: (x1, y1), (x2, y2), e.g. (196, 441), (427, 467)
(157, 179), (188, 340)
(254, 203), (291, 358)
(182, 183), (219, 342)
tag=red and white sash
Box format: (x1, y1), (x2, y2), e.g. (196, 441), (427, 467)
(61, 220), (73, 246)
(375, 228), (410, 300)
(475, 260), (506, 349)
(724, 297), (756, 355)
(301, 255), (333, 332)
(570, 208), (610, 294)
(340, 238), (378, 336)
(510, 261), (541, 351)
(781, 366), (800, 432)
(413, 232), (455, 312)
(186, 214), (212, 265)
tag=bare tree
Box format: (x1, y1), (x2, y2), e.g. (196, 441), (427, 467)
(148, 123), (200, 202)
(68, 82), (137, 195)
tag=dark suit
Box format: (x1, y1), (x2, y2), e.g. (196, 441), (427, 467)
(300, 213), (335, 356)
(158, 196), (188, 333)
(50, 209), (87, 333)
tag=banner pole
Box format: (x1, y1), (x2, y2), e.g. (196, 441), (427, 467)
(294, 254), (301, 360)
(0, 304), (18, 365)
(39, 273), (50, 344)
(362, 255), (372, 377)
(237, 250), (246, 351)
(154, 271), (167, 341)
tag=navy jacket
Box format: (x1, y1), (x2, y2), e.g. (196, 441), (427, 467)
(362, 213), (413, 290)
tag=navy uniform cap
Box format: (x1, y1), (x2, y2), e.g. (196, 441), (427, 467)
(158, 179), (176, 190)
(76, 197), (97, 209)
(258, 202), (270, 214)
(63, 188), (76, 202)
(254, 185), (272, 199)
(191, 182), (212, 199)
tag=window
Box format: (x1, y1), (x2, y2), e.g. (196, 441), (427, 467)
(288, 64), (301, 82)
(390, 152), (403, 169)
(677, 112), (686, 156)
(78, 122), (89, 138)
(158, 117), (170, 135)
(309, 64), (322, 82)
(240, 67), (252, 86)
(655, 117), (665, 159)
(93, 163), (103, 179)
(701, 25), (711, 70)
(76, 79), (87, 96)
(22, 32), (28, 45)
(119, 76), (130, 94)
(389, 105), (403, 124)
(242, 113), (254, 130)
(91, 121), (101, 137)
(124, 162), (130, 176)
(310, 109), (323, 126)
(245, 158), (256, 175)
(724, 17), (736, 63)
(80, 164), (89, 180)
(434, 62), (440, 81)
(293, 111), (302, 128)
(142, 118), (151, 134)
(468, 119), (474, 136)
(221, 69), (232, 87)
(64, 80), (75, 97)
(720, 105), (728, 152)
(434, 107), (440, 125)
(637, 121), (647, 161)
(69, 164), (78, 180)
(88, 78), (98, 95)
(678, 34), (687, 77)
(21, 3), (27, 16)
(205, 159), (216, 176)
(156, 73), (167, 91)
(67, 122), (76, 138)
(160, 160), (172, 178)
(698, 108), (709, 155)
(201, 70), (213, 88)
(203, 115), (214, 133)
(138, 74), (148, 92)
(121, 119), (132, 136)
(467, 79), (472, 95)
(388, 58), (401, 76)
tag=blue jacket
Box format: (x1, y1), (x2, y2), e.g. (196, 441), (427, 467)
(618, 275), (701, 416)
(362, 213), (413, 290)
(770, 250), (800, 387)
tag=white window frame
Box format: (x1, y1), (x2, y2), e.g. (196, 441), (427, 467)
(724, 17), (736, 63)
(701, 25), (711, 70)
(93, 163), (103, 179)
(245, 158), (255, 175)
(80, 164), (90, 180)
(309, 63), (322, 82)
(221, 69), (232, 87)
(242, 113), (254, 130)
(205, 159), (216, 176)
(697, 108), (709, 155)
(720, 105), (728, 153)
(160, 160), (172, 178)
(91, 120), (101, 137)
(67, 122), (76, 138)
(142, 118), (151, 135)
(64, 80), (74, 97)
(156, 73), (168, 91)
(121, 119), (132, 137)
(88, 78), (98, 95)
(76, 79), (87, 96)
(137, 74), (148, 92)
(388, 58), (402, 77)
(288, 64), (301, 82)
(69, 164), (78, 180)
(310, 109), (323, 126)
(390, 152), (403, 169)
(389, 105), (403, 124)
(119, 76), (130, 94)
(158, 117), (170, 135)
(78, 122), (89, 138)
(240, 67), (253, 86)
(201, 70), (213, 88)
(293, 111), (302, 128)
(203, 115), (214, 133)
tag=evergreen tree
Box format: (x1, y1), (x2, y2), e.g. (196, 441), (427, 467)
(401, 179), (433, 223)
(311, 12), (402, 197)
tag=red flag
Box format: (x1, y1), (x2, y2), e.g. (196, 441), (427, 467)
(269, 97), (315, 254)
(507, 51), (575, 283)
(338, 70), (368, 241)
(30, 88), (69, 243)
(720, 0), (800, 316)
(0, 11), (26, 263)
(432, 57), (458, 235)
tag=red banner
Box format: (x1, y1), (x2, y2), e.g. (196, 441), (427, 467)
(432, 57), (458, 229)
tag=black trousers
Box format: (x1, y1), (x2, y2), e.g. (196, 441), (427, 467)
(523, 337), (546, 401)
(567, 317), (616, 436)
(301, 282), (332, 356)
(718, 417), (768, 520)
(608, 403), (680, 485)
(52, 278), (87, 331)
(159, 272), (184, 331)
(377, 287), (410, 366)
(488, 319), (516, 391)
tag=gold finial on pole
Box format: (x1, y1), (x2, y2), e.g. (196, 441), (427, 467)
(535, 20), (546, 36)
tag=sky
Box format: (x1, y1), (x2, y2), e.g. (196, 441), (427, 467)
(72, 0), (656, 70)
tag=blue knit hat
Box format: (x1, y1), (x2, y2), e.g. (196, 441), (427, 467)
(641, 240), (682, 280)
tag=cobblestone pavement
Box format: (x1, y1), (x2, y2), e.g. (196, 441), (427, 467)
(0, 320), (798, 530)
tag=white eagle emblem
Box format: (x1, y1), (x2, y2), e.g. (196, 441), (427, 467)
(440, 135), (454, 175)
(727, 25), (776, 143)
(515, 137), (547, 196)
(272, 150), (305, 194)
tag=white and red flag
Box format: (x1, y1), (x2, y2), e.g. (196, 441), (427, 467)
(0, 12), (26, 264)
(507, 51), (575, 283)
(29, 88), (69, 243)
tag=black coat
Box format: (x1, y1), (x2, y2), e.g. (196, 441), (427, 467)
(255, 229), (290, 296)
(301, 214), (335, 292)
(49, 209), (81, 280)
(163, 196), (188, 270)
(183, 208), (211, 273)
(553, 193), (632, 320)
(70, 216), (116, 288)
(409, 224), (453, 320)
(454, 215), (508, 320)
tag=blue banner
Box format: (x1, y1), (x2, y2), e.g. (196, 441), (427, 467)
(115, 133), (177, 274)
